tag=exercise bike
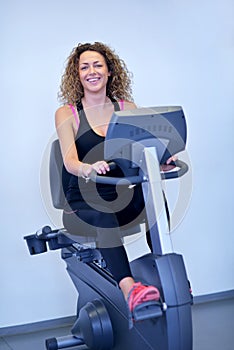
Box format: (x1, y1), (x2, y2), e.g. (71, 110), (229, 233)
(24, 106), (193, 350)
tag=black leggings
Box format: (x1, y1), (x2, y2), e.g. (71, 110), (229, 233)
(63, 187), (146, 284)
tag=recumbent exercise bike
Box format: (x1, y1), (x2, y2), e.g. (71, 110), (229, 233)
(24, 106), (193, 350)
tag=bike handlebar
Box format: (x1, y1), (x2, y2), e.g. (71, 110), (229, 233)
(89, 160), (189, 185)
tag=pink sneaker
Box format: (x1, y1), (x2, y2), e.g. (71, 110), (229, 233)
(127, 282), (160, 313)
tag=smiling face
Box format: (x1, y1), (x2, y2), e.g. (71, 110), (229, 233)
(78, 50), (111, 96)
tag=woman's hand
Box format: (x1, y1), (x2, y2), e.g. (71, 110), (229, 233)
(160, 155), (178, 172)
(80, 161), (110, 178)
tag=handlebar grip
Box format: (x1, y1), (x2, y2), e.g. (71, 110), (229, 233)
(89, 171), (144, 185)
(89, 161), (144, 185)
(161, 160), (189, 180)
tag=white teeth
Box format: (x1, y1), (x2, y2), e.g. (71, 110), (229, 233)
(87, 78), (99, 82)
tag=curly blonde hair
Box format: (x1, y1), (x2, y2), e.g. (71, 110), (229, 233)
(58, 42), (134, 105)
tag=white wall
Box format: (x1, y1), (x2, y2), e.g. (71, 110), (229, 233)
(1, 0), (233, 327)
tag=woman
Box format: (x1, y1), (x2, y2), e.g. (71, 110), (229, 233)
(55, 42), (160, 317)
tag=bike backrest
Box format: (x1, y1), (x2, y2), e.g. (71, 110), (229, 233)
(49, 139), (66, 209)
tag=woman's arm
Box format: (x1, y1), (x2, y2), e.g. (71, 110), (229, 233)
(55, 105), (110, 178)
(55, 105), (82, 176)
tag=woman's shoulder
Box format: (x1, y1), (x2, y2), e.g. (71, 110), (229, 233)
(118, 100), (137, 110)
(55, 104), (72, 117)
(55, 104), (79, 128)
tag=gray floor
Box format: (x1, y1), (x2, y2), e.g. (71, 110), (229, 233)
(192, 297), (234, 350)
(1, 297), (234, 350)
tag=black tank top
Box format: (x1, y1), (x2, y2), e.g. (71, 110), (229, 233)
(62, 99), (122, 204)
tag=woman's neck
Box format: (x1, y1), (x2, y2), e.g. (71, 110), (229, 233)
(82, 92), (111, 111)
